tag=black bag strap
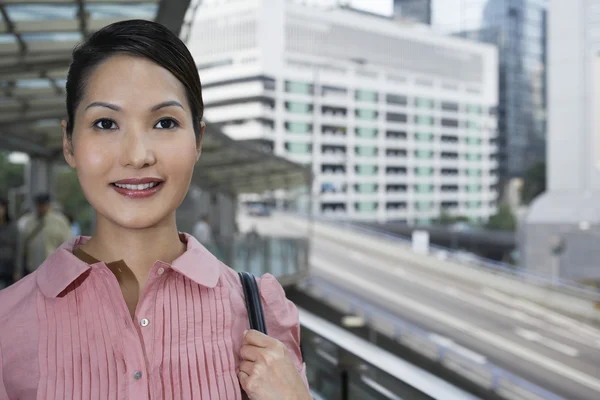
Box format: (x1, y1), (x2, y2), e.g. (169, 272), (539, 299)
(238, 271), (268, 335)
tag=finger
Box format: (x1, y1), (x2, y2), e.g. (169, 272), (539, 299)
(238, 370), (250, 389)
(240, 344), (261, 362)
(243, 329), (273, 348)
(238, 360), (255, 376)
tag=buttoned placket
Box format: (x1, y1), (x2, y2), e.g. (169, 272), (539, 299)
(97, 261), (169, 400)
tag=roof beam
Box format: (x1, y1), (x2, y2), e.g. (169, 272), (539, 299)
(0, 134), (52, 157)
(0, 3), (27, 55)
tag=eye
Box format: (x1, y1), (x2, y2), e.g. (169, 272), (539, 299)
(93, 118), (117, 130)
(154, 118), (180, 130)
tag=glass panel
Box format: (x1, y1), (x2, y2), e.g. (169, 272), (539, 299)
(86, 4), (158, 19)
(415, 116), (434, 125)
(356, 201), (377, 212)
(415, 167), (434, 176)
(356, 146), (377, 157)
(356, 109), (378, 120)
(6, 5), (77, 20)
(415, 97), (434, 108)
(286, 81), (312, 95)
(357, 183), (377, 193)
(415, 150), (434, 159)
(355, 90), (378, 102)
(415, 132), (433, 141)
(286, 122), (311, 134)
(287, 143), (311, 154)
(467, 104), (483, 114)
(287, 101), (311, 114)
(356, 165), (377, 175)
(356, 128), (378, 138)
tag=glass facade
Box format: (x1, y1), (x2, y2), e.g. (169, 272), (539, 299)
(430, 0), (547, 180)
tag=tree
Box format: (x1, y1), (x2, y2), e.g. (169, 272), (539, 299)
(486, 203), (516, 231)
(437, 210), (470, 225)
(521, 161), (546, 205)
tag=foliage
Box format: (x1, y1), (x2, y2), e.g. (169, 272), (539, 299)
(437, 210), (470, 225)
(53, 167), (94, 235)
(486, 203), (516, 232)
(0, 151), (25, 199)
(521, 161), (546, 205)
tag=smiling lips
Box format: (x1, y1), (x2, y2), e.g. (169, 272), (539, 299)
(111, 177), (164, 199)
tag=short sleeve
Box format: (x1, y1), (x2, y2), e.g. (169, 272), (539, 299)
(258, 273), (309, 389)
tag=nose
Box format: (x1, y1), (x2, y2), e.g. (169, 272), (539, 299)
(119, 129), (157, 169)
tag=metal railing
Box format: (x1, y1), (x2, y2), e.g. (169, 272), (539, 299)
(301, 275), (564, 400)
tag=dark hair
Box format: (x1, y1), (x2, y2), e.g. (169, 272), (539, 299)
(65, 19), (204, 140)
(0, 198), (10, 224)
(34, 193), (51, 205)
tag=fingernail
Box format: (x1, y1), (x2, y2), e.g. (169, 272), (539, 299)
(243, 329), (248, 336)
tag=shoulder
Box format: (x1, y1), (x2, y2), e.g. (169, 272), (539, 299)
(0, 274), (40, 346)
(218, 267), (299, 329)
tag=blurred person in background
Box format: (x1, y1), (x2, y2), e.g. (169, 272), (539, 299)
(0, 198), (18, 289)
(0, 20), (308, 400)
(15, 193), (72, 280)
(64, 212), (81, 237)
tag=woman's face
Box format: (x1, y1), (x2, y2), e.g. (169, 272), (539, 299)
(63, 54), (203, 230)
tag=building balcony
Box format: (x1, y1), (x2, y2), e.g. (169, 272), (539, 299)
(222, 121), (274, 141)
(319, 192), (349, 202)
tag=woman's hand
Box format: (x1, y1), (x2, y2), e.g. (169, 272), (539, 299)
(238, 329), (310, 400)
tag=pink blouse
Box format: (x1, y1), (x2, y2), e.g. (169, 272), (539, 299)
(0, 234), (307, 399)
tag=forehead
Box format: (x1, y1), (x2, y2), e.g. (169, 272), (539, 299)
(82, 54), (189, 109)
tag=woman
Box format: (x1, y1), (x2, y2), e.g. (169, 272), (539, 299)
(0, 20), (310, 400)
(0, 198), (18, 289)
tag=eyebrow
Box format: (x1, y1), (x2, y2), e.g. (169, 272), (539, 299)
(151, 101), (185, 112)
(84, 100), (185, 112)
(85, 101), (121, 111)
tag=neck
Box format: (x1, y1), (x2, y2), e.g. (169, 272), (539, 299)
(81, 213), (186, 286)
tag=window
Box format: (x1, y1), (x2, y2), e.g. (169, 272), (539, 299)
(415, 132), (434, 142)
(441, 185), (459, 192)
(466, 153), (482, 161)
(355, 183), (378, 193)
(386, 93), (407, 106)
(415, 150), (434, 159)
(285, 142), (311, 154)
(386, 167), (407, 175)
(285, 81), (313, 95)
(441, 101), (459, 112)
(441, 168), (458, 175)
(386, 112), (407, 123)
(386, 184), (407, 192)
(414, 184), (434, 193)
(355, 202), (378, 212)
(386, 149), (407, 157)
(441, 151), (459, 159)
(415, 116), (434, 125)
(466, 201), (482, 209)
(415, 97), (434, 108)
(441, 201), (459, 209)
(386, 201), (407, 209)
(467, 121), (480, 130)
(386, 130), (407, 139)
(355, 164), (378, 176)
(414, 167), (434, 176)
(465, 184), (482, 193)
(355, 146), (377, 157)
(355, 90), (378, 102)
(356, 127), (378, 138)
(441, 135), (459, 143)
(415, 201), (434, 210)
(356, 109), (378, 120)
(441, 118), (459, 128)
(285, 101), (312, 114)
(467, 104), (482, 114)
(285, 121), (312, 134)
(466, 168), (482, 176)
(466, 137), (483, 145)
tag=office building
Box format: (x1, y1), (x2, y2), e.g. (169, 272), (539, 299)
(524, 0), (600, 282)
(187, 0), (498, 223)
(422, 0), (547, 190)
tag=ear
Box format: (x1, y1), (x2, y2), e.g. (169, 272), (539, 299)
(196, 121), (205, 162)
(62, 120), (76, 168)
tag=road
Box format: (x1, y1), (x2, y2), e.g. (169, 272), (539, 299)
(239, 214), (600, 400)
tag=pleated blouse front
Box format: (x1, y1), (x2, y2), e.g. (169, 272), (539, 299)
(0, 235), (306, 400)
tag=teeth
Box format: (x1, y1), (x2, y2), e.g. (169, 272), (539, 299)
(114, 182), (160, 190)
